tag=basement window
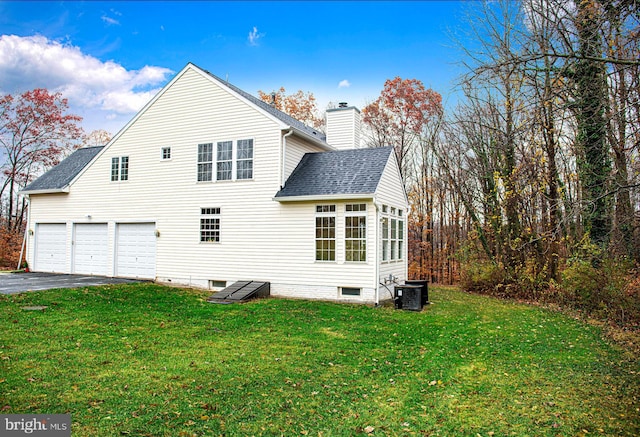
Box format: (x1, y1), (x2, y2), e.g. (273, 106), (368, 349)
(209, 280), (226, 289)
(341, 287), (361, 297)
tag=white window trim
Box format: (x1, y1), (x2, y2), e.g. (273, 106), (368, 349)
(111, 156), (129, 182)
(197, 138), (255, 183)
(345, 203), (367, 263)
(197, 143), (214, 182)
(381, 205), (405, 263)
(161, 146), (172, 161)
(199, 207), (221, 243)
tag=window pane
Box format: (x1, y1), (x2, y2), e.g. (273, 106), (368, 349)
(237, 159), (253, 180)
(237, 139), (253, 159)
(217, 141), (232, 160)
(120, 156), (129, 181)
(198, 143), (213, 163)
(111, 157), (119, 181)
(198, 163), (212, 182)
(217, 161), (232, 181)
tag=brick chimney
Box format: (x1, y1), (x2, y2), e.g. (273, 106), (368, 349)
(325, 103), (361, 150)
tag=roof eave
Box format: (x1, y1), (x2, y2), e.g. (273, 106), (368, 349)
(286, 127), (333, 151)
(273, 193), (374, 203)
(19, 187), (70, 195)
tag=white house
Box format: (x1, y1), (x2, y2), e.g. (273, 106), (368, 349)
(21, 63), (408, 304)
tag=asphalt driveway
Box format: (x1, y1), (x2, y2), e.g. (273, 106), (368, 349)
(0, 272), (140, 295)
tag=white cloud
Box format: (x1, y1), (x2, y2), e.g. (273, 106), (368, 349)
(101, 15), (120, 26)
(101, 9), (121, 26)
(248, 26), (264, 46)
(338, 79), (351, 88)
(0, 34), (173, 121)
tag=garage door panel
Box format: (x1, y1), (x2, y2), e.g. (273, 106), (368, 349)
(116, 223), (156, 279)
(73, 224), (109, 276)
(34, 224), (67, 273)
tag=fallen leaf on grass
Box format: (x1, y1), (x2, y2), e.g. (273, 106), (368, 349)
(364, 426), (375, 434)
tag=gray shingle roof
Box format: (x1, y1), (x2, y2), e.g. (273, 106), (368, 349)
(275, 147), (393, 199)
(199, 67), (327, 143)
(22, 146), (104, 193)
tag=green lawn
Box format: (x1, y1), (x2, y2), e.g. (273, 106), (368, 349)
(1, 284), (638, 436)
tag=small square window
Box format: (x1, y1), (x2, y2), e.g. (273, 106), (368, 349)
(162, 147), (171, 160)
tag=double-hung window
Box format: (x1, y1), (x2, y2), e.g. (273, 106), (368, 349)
(236, 139), (253, 180)
(382, 217), (389, 261)
(381, 205), (404, 261)
(111, 156), (129, 181)
(200, 208), (221, 242)
(315, 205), (336, 261)
(216, 141), (233, 181)
(345, 204), (367, 262)
(197, 143), (213, 181)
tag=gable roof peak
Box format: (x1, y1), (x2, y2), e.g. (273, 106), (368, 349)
(188, 63), (328, 146)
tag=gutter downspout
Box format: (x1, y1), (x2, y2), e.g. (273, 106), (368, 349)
(17, 195), (30, 270)
(281, 129), (294, 189)
(374, 200), (381, 306)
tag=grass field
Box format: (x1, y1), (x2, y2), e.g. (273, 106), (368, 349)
(1, 283), (638, 436)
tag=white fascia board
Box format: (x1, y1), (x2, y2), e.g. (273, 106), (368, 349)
(289, 128), (334, 151)
(273, 193), (374, 203)
(19, 187), (69, 195)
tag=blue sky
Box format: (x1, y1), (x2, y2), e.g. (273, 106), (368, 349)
(0, 1), (470, 134)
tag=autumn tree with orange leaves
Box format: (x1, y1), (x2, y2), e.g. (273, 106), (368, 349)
(258, 87), (324, 130)
(362, 77), (446, 283)
(362, 77), (442, 182)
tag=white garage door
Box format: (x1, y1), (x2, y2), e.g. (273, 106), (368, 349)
(73, 223), (109, 276)
(116, 223), (156, 279)
(34, 223), (67, 273)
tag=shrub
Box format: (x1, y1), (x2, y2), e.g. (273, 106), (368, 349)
(459, 259), (506, 295)
(0, 227), (24, 269)
(559, 256), (639, 326)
